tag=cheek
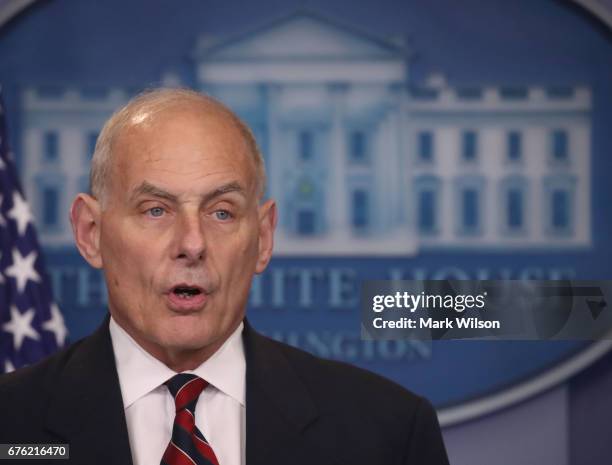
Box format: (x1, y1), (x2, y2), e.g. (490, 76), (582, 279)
(101, 224), (155, 292)
(235, 225), (260, 261)
(214, 234), (258, 286)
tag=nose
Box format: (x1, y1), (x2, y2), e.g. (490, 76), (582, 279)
(174, 211), (206, 265)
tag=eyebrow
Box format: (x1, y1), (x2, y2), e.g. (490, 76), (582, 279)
(129, 180), (247, 204)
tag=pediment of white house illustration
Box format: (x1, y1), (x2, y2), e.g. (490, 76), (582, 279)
(195, 12), (408, 84)
(196, 11), (405, 60)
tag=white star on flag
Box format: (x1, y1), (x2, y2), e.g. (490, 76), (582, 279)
(4, 359), (14, 373)
(42, 303), (68, 346)
(0, 157), (5, 170)
(7, 191), (33, 236)
(5, 248), (40, 293)
(2, 305), (40, 351)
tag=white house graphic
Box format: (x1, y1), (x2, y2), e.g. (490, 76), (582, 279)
(22, 12), (591, 255)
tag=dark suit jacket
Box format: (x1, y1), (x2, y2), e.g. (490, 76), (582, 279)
(0, 318), (449, 465)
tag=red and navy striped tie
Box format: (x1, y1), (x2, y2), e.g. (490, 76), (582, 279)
(161, 373), (220, 465)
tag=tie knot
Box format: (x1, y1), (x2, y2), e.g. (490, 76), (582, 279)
(164, 373), (208, 412)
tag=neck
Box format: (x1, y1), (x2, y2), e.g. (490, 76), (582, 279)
(156, 345), (222, 372)
(110, 313), (242, 373)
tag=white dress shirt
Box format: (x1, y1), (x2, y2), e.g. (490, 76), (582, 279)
(109, 316), (246, 465)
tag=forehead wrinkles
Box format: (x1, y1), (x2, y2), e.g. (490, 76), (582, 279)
(110, 107), (258, 198)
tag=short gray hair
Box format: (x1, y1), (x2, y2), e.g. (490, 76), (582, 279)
(90, 87), (266, 206)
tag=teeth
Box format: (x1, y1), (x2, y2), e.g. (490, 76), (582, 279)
(174, 288), (200, 299)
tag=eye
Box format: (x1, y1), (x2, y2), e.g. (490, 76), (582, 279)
(214, 210), (232, 221)
(148, 207), (165, 218)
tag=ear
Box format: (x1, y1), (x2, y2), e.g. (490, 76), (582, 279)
(255, 199), (277, 274)
(69, 193), (103, 269)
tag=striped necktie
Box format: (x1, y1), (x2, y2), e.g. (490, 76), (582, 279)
(161, 373), (220, 465)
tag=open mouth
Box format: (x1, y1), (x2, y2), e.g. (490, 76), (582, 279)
(171, 285), (203, 300)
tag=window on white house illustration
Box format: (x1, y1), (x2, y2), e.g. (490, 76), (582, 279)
(414, 176), (441, 235)
(43, 131), (58, 162)
(462, 188), (479, 231)
(417, 131), (434, 162)
(506, 188), (524, 229)
(42, 186), (59, 228)
(544, 175), (575, 235)
(349, 130), (367, 164)
(297, 209), (316, 235)
(298, 130), (314, 161)
(462, 130), (477, 161)
(418, 189), (437, 233)
(500, 176), (528, 234)
(551, 189), (570, 230)
(507, 131), (522, 162)
(352, 189), (369, 230)
(552, 129), (569, 162)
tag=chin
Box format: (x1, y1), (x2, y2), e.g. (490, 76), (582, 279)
(159, 326), (218, 350)
(167, 340), (212, 353)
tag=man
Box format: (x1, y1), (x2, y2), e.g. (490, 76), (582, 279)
(0, 89), (449, 465)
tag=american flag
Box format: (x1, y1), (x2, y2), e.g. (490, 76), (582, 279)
(0, 90), (68, 374)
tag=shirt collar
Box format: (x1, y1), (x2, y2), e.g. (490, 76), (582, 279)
(109, 316), (246, 409)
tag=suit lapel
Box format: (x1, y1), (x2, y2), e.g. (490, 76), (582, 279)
(44, 317), (133, 465)
(243, 321), (342, 465)
(42, 316), (342, 465)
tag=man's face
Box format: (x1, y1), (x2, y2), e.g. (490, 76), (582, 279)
(91, 106), (274, 368)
